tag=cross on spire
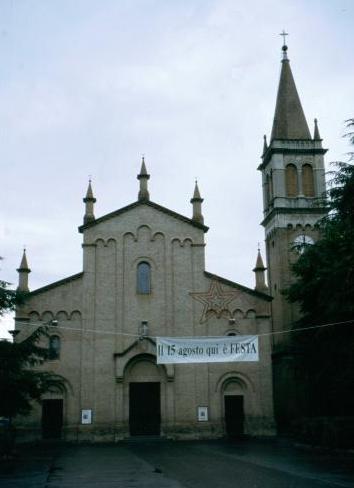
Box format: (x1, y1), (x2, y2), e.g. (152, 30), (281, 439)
(280, 30), (288, 46)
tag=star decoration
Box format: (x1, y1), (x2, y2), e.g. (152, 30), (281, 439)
(190, 281), (239, 324)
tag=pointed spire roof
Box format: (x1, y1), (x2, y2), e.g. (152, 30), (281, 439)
(137, 156), (150, 201)
(262, 135), (268, 155)
(253, 248), (268, 292)
(271, 45), (311, 141)
(253, 248), (266, 271)
(191, 180), (203, 202)
(313, 118), (321, 140)
(138, 156), (149, 179)
(17, 248), (30, 272)
(190, 180), (204, 224)
(83, 180), (96, 203)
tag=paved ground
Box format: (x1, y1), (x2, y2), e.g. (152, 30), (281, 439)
(0, 439), (353, 488)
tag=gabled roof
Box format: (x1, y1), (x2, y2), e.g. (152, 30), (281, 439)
(78, 200), (209, 233)
(28, 272), (83, 297)
(204, 271), (272, 301)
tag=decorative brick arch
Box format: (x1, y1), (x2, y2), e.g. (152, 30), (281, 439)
(216, 371), (255, 394)
(216, 371), (257, 436)
(114, 337), (174, 383)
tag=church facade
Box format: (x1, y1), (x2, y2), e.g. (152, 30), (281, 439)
(14, 43), (326, 441)
(15, 168), (275, 441)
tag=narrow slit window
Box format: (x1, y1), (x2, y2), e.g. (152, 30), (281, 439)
(49, 335), (61, 360)
(265, 175), (270, 207)
(266, 173), (273, 206)
(269, 171), (274, 201)
(137, 262), (151, 294)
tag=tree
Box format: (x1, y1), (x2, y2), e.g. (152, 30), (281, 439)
(285, 119), (354, 418)
(0, 326), (67, 421)
(0, 278), (67, 453)
(0, 279), (23, 316)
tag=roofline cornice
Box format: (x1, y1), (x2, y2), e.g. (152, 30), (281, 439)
(261, 206), (327, 227)
(204, 271), (272, 302)
(259, 142), (328, 170)
(78, 200), (209, 233)
(27, 272), (84, 296)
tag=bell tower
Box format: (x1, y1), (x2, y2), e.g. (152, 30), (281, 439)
(259, 40), (327, 428)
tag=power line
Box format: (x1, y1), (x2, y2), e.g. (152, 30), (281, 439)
(8, 318), (354, 341)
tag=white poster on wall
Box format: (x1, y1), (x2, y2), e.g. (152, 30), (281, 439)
(81, 409), (92, 424)
(156, 336), (259, 364)
(198, 406), (209, 422)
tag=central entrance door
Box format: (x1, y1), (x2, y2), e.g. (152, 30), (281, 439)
(42, 399), (63, 439)
(224, 395), (244, 438)
(129, 382), (161, 436)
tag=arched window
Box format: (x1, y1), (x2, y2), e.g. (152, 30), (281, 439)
(302, 164), (315, 197)
(49, 335), (61, 360)
(285, 164), (298, 197)
(137, 262), (151, 294)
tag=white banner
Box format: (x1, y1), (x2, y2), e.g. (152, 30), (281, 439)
(156, 336), (259, 364)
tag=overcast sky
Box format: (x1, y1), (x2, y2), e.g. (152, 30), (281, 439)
(1, 0), (353, 338)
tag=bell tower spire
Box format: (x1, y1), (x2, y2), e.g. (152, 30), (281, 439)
(259, 37), (327, 226)
(271, 41), (311, 141)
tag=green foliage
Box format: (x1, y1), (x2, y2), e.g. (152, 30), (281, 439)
(285, 119), (354, 416)
(0, 326), (67, 420)
(286, 121), (354, 325)
(0, 280), (24, 316)
(0, 265), (67, 424)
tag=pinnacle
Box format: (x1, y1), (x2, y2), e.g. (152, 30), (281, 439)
(86, 181), (94, 199)
(139, 157), (149, 177)
(192, 180), (202, 201)
(313, 118), (321, 140)
(137, 156), (150, 201)
(84, 180), (96, 202)
(254, 249), (266, 271)
(18, 249), (30, 272)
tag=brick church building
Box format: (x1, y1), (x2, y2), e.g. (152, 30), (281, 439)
(14, 42), (326, 441)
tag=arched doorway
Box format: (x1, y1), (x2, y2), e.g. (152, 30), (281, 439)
(223, 378), (246, 438)
(41, 391), (65, 439)
(129, 382), (160, 435)
(124, 354), (164, 436)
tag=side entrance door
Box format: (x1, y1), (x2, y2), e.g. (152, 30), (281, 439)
(129, 382), (160, 436)
(224, 395), (244, 438)
(42, 399), (63, 439)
